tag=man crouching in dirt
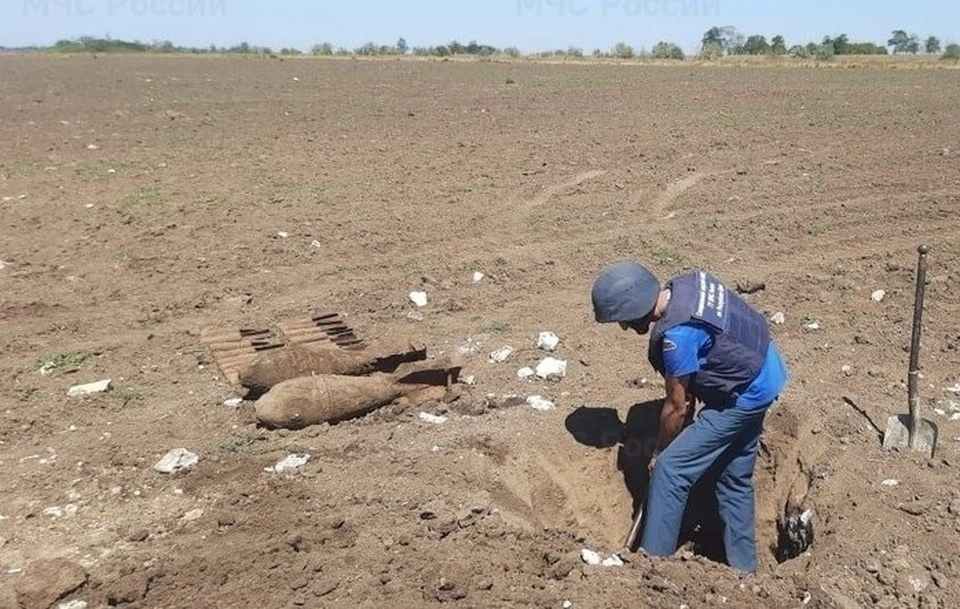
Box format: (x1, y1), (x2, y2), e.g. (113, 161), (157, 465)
(591, 261), (788, 574)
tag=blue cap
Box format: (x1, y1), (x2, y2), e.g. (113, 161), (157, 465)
(591, 261), (661, 323)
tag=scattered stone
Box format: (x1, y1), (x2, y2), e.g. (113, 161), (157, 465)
(842, 365), (854, 377)
(563, 602), (573, 609)
(536, 357), (567, 380)
(517, 367), (535, 380)
(86, 143), (99, 150)
(43, 505), (78, 518)
(265, 453), (311, 474)
(881, 479), (901, 487)
(771, 312), (786, 325)
(899, 501), (928, 516)
(409, 291), (429, 308)
(456, 339), (482, 356)
(526, 396), (555, 411)
(872, 290), (887, 302)
(311, 240), (321, 248)
(223, 397), (243, 408)
(406, 311), (424, 322)
(419, 412), (448, 425)
(805, 321), (822, 331)
(601, 555), (624, 567)
(472, 271), (485, 283)
(580, 549), (602, 566)
(182, 508), (205, 522)
(67, 379), (112, 397)
(536, 331), (560, 352)
(127, 529), (149, 542)
(946, 383), (960, 394)
(14, 559), (88, 609)
(58, 601), (88, 609)
(486, 394), (525, 409)
(736, 280), (766, 295)
(153, 448), (199, 474)
(488, 346), (515, 364)
(461, 375), (476, 386)
(277, 231), (290, 238)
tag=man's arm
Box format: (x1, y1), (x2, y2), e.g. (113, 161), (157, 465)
(653, 375), (694, 456)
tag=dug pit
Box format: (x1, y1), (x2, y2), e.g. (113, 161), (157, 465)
(488, 400), (820, 573)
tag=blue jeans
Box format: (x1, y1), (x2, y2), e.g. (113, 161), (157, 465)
(639, 404), (768, 573)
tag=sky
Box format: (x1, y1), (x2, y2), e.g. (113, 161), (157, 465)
(2, 0), (958, 53)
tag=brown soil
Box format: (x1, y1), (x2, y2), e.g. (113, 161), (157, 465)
(2, 55), (959, 609)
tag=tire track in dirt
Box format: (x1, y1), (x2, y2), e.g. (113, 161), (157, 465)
(519, 169), (607, 216)
(698, 188), (959, 226)
(651, 172), (715, 216)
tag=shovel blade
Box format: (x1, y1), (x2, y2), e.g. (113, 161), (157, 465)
(882, 414), (938, 457)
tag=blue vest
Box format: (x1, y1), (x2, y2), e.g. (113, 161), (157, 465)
(647, 270), (771, 405)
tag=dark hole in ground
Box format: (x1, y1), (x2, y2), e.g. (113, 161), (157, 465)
(774, 506), (815, 563)
(565, 402), (728, 566)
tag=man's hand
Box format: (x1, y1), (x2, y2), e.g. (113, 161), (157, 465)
(654, 375), (693, 457)
(647, 450), (659, 474)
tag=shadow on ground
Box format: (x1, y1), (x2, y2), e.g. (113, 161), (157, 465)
(564, 401), (726, 564)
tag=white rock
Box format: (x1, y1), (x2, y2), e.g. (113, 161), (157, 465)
(293, 77), (300, 82)
(881, 479), (900, 487)
(526, 395), (555, 411)
(800, 509), (814, 525)
(67, 379), (112, 397)
(472, 271), (485, 283)
(536, 331), (560, 352)
(771, 312), (785, 325)
(871, 290), (886, 302)
(563, 602), (572, 609)
(601, 554), (624, 567)
(418, 412), (448, 425)
(934, 409), (946, 417)
(409, 291), (429, 308)
(457, 338), (482, 356)
(517, 367), (535, 380)
(841, 365), (853, 376)
(43, 506), (64, 518)
(223, 397), (243, 408)
(462, 375), (476, 386)
(58, 601), (88, 609)
(266, 453), (311, 474)
(951, 413), (960, 422)
(277, 231), (290, 238)
(310, 240), (321, 248)
(182, 508), (204, 522)
(488, 346), (515, 363)
(946, 383), (960, 394)
(153, 448), (199, 474)
(0, 260), (7, 270)
(406, 311), (424, 322)
(804, 321), (822, 331)
(86, 143), (99, 150)
(580, 548), (602, 565)
(84, 203), (94, 208)
(536, 357), (567, 380)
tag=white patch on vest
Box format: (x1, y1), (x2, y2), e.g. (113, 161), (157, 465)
(663, 339), (677, 352)
(696, 272), (707, 316)
(716, 283), (726, 319)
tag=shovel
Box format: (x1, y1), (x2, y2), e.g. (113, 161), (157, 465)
(882, 245), (938, 458)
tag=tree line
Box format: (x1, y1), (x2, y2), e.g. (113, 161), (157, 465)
(8, 31), (960, 61)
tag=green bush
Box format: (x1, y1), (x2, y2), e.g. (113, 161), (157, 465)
(698, 41), (723, 60)
(612, 42), (635, 59)
(943, 44), (960, 60)
(650, 41), (684, 60)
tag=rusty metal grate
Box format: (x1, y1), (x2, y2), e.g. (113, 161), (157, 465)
(201, 312), (365, 385)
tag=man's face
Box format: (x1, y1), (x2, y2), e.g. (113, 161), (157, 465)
(619, 314), (653, 335)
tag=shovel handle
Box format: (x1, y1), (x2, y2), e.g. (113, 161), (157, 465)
(907, 245), (929, 448)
